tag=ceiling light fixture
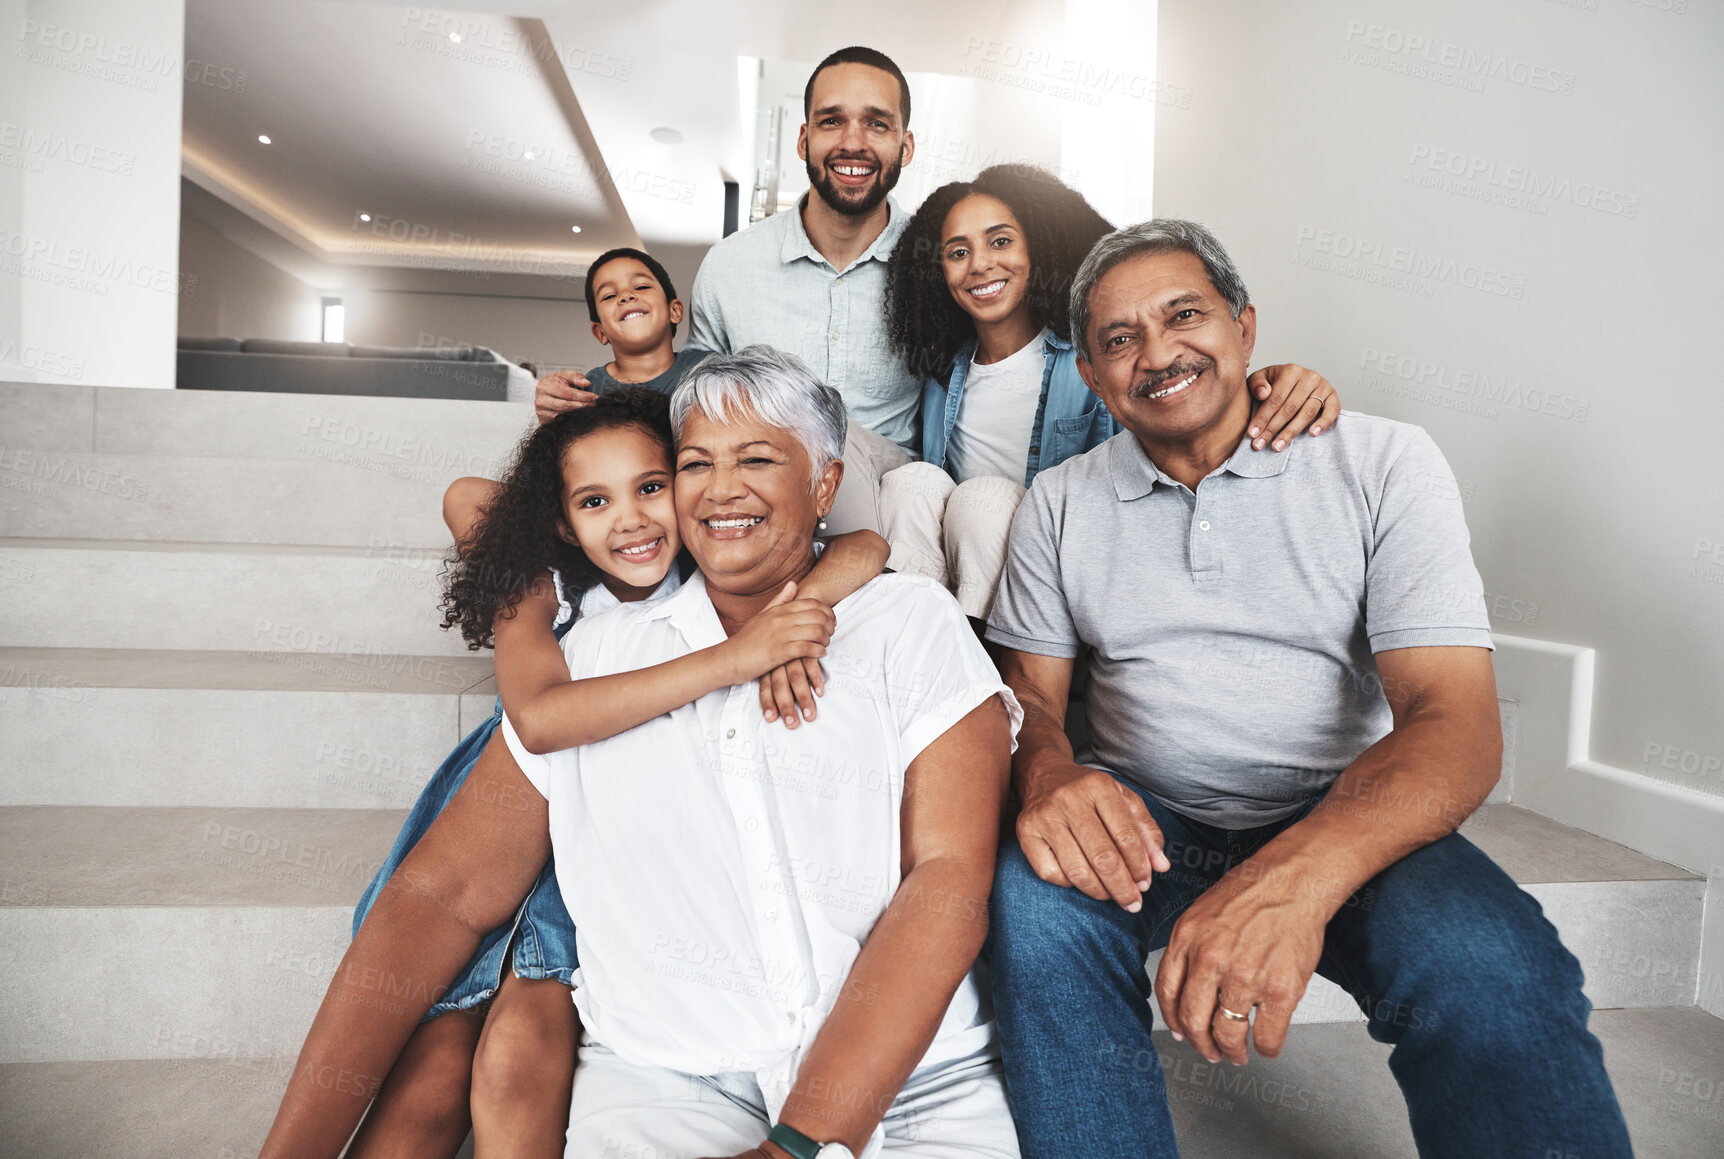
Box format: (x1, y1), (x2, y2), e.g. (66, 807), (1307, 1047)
(257, 134), (272, 144)
(649, 127), (684, 145)
(448, 31), (461, 42)
(571, 226), (582, 234)
(524, 150), (536, 160)
(359, 213), (371, 222)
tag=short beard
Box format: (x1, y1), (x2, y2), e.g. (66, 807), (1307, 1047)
(1129, 357), (1215, 399)
(806, 151), (903, 218)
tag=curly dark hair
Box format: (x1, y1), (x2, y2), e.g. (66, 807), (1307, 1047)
(440, 388), (674, 650)
(885, 164), (1114, 384)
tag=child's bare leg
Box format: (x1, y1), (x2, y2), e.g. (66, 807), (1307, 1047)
(260, 736), (551, 1158)
(470, 972), (580, 1158)
(345, 1009), (484, 1159)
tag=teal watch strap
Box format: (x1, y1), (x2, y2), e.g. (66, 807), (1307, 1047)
(766, 1122), (822, 1159)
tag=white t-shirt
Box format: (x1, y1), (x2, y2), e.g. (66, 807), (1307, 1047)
(944, 328), (1048, 485)
(500, 572), (1021, 1128)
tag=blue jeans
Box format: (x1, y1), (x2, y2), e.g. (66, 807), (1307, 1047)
(988, 777), (1632, 1158)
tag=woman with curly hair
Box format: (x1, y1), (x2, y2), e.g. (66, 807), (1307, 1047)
(263, 387), (887, 1159)
(880, 164), (1341, 620)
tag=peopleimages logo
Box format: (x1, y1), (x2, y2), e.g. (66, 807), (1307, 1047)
(1358, 346), (1589, 423)
(1293, 225), (1526, 300)
(1406, 145), (1640, 219)
(1341, 20), (1577, 95)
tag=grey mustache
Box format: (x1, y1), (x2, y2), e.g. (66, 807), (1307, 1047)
(1129, 360), (1213, 398)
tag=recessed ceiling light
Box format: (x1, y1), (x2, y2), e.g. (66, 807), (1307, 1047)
(524, 150), (536, 160)
(257, 134), (272, 145)
(448, 31), (461, 42)
(359, 213), (371, 222)
(650, 127), (684, 145)
(571, 226), (582, 234)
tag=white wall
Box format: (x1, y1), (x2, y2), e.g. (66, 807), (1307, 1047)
(342, 287), (606, 374)
(0, 0), (187, 388)
(1153, 0), (1724, 807)
(1153, 0), (1724, 1009)
(176, 209), (319, 341)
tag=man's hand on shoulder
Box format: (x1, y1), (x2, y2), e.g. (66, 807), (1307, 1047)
(1016, 761), (1171, 911)
(534, 369), (599, 424)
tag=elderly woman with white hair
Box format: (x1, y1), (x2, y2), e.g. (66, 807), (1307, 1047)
(496, 345), (1023, 1158)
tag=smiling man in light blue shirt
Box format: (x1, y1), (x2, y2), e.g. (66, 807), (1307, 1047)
(689, 46), (920, 533)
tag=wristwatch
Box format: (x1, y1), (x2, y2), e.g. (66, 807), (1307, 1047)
(767, 1122), (855, 1159)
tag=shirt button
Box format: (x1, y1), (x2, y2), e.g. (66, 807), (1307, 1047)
(785, 1010), (797, 1025)
(726, 728), (736, 739)
(830, 332), (840, 340)
(1199, 520), (1212, 531)
(834, 276), (842, 285)
(766, 907), (779, 921)
(745, 818), (759, 832)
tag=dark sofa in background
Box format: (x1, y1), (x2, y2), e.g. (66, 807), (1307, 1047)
(176, 338), (518, 401)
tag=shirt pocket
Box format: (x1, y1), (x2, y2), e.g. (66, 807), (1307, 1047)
(1046, 407), (1111, 469)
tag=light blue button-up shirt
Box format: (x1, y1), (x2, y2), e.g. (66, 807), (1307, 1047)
(688, 196), (918, 452)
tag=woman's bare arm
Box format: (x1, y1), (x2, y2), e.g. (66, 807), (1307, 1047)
(770, 696), (1012, 1154)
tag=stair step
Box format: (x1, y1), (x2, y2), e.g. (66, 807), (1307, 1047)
(1145, 804), (1703, 1027)
(0, 800), (1705, 1061)
(1155, 1006), (1724, 1158)
(0, 806), (406, 1063)
(2, 379), (530, 466)
(2, 1009), (1715, 1157)
(0, 451), (457, 548)
(0, 542), (474, 655)
(0, 647), (494, 807)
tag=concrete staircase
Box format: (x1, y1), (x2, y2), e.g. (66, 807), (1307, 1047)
(1, 381), (1720, 1158)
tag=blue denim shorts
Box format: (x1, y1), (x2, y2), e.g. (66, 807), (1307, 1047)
(352, 702), (577, 1021)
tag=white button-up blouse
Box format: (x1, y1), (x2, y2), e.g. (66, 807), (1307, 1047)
(502, 570), (1021, 1116)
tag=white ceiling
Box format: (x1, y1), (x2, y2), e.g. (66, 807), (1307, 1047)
(183, 0), (1133, 289)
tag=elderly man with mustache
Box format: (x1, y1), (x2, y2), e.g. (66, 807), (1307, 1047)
(982, 220), (1632, 1158)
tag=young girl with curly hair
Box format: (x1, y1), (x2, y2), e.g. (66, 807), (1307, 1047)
(880, 164), (1342, 621)
(263, 387), (886, 1159)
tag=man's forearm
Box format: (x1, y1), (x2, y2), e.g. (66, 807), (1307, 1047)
(1230, 709), (1500, 920)
(775, 855), (993, 1153)
(1010, 690), (1079, 797)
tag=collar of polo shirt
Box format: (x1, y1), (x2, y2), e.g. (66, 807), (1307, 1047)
(1108, 428), (1292, 501)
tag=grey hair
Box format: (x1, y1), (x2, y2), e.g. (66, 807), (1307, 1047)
(669, 345), (848, 481)
(1068, 219), (1250, 362)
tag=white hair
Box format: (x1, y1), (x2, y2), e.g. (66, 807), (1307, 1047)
(669, 345), (848, 481)
(1070, 219), (1251, 362)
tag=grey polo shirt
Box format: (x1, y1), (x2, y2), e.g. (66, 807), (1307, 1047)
(986, 411), (1494, 829)
(688, 195), (918, 452)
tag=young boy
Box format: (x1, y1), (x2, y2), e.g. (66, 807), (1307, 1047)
(530, 247), (708, 422)
(449, 247), (707, 541)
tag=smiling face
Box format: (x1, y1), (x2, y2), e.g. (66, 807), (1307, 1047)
(1077, 249), (1258, 448)
(798, 62), (912, 218)
(673, 406), (842, 599)
(940, 192), (1035, 330)
(556, 424), (679, 601)
(588, 256), (682, 356)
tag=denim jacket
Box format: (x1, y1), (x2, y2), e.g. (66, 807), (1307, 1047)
(919, 330), (1118, 489)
